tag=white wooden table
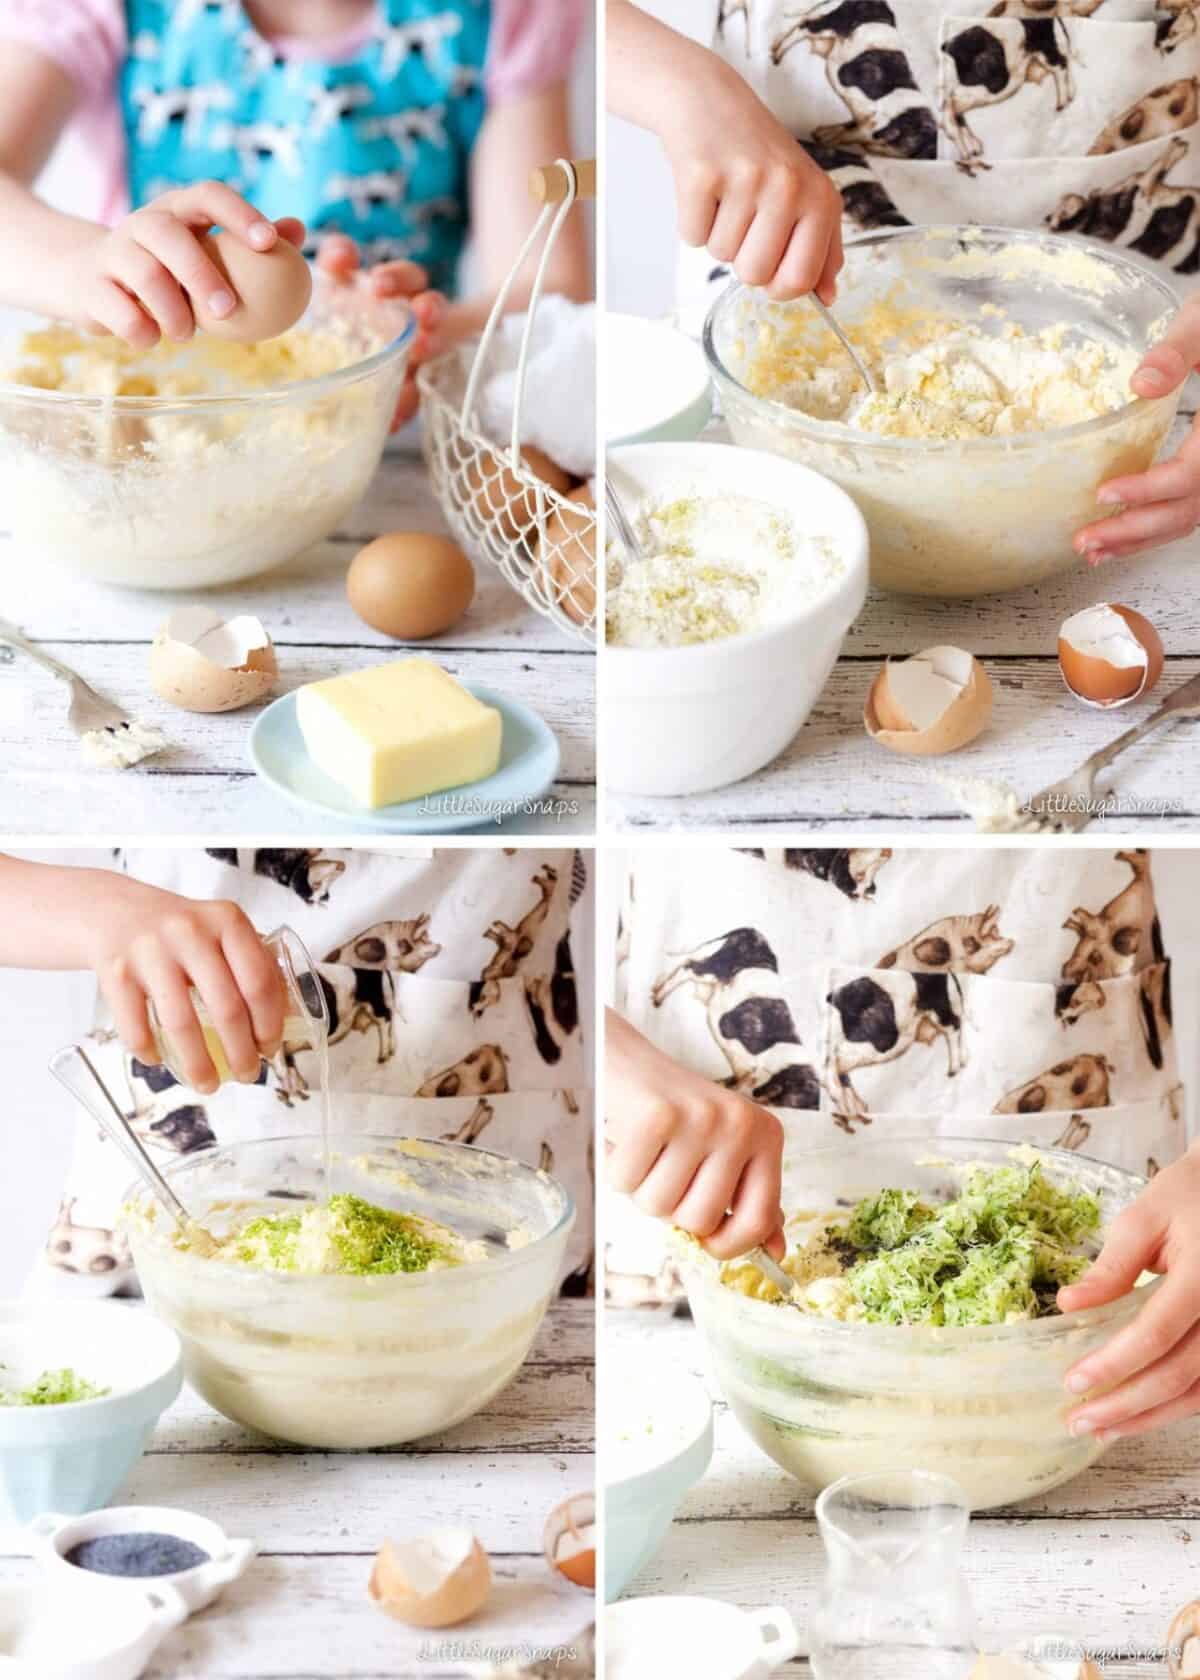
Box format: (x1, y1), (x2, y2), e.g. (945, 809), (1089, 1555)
(609, 1310), (1200, 1677)
(609, 409), (1200, 834)
(0, 1302), (595, 1679)
(0, 445), (596, 838)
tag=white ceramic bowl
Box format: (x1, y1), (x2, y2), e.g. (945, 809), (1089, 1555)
(604, 1360), (714, 1601)
(0, 1581), (186, 1680)
(606, 1597), (800, 1680)
(0, 1304), (182, 1524)
(605, 443), (869, 796)
(32, 1506), (254, 1615)
(606, 315), (713, 447)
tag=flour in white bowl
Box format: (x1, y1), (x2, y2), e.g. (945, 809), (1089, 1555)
(605, 491), (844, 649)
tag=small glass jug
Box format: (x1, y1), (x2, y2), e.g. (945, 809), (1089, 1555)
(809, 1470), (977, 1680)
(148, 925), (328, 1086)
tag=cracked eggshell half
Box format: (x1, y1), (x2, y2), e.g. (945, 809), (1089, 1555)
(150, 606), (277, 712)
(544, 1492), (595, 1589)
(1058, 603), (1163, 708)
(368, 1530), (491, 1629)
(865, 644), (993, 756)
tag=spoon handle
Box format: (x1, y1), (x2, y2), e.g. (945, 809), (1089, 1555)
(744, 1245), (802, 1303)
(49, 1043), (192, 1232)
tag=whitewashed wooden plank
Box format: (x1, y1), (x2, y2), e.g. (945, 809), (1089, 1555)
(0, 1554), (594, 1680)
(629, 1517), (1194, 1675)
(0, 642), (595, 836)
(608, 656), (1200, 830)
(844, 531), (1200, 660)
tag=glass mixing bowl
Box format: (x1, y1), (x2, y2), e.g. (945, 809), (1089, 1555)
(704, 226), (1181, 597)
(0, 276), (414, 589)
(679, 1138), (1159, 1511)
(123, 1134), (573, 1449)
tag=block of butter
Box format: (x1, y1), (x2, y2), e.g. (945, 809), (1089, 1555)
(295, 657), (502, 808)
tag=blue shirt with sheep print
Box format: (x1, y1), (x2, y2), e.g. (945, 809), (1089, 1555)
(119, 0), (489, 294)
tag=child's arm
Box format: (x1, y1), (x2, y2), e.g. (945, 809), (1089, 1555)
(1074, 300), (1200, 562)
(0, 42), (304, 347)
(605, 1008), (786, 1260)
(0, 855), (286, 1095)
(318, 80), (591, 429)
(1057, 1142), (1200, 1441)
(607, 0), (842, 303)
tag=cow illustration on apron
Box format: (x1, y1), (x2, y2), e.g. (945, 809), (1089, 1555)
(681, 0), (1200, 315)
(608, 846), (1184, 1303)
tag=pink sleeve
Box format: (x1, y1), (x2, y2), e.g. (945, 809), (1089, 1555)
(0, 0), (124, 94)
(484, 0), (586, 105)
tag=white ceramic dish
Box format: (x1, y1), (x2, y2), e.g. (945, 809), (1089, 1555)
(0, 1303), (182, 1524)
(606, 1596), (800, 1680)
(606, 314), (712, 447)
(32, 1506), (255, 1615)
(605, 442), (869, 796)
(604, 1359), (714, 1600)
(0, 1581), (186, 1680)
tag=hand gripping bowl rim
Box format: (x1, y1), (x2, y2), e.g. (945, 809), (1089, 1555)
(702, 224), (1181, 458)
(0, 296), (417, 417)
(678, 1136), (1162, 1348)
(120, 1133), (575, 1290)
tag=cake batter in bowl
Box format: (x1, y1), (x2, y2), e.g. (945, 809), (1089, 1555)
(123, 1135), (573, 1448)
(0, 276), (415, 589)
(705, 226), (1181, 597)
(677, 1138), (1158, 1511)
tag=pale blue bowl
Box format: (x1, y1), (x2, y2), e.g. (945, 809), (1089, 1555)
(249, 683), (561, 833)
(0, 1302), (182, 1524)
(605, 1364), (714, 1601)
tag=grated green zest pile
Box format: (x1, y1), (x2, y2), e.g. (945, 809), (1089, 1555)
(0, 1367), (110, 1406)
(227, 1193), (457, 1276)
(839, 1161), (1100, 1326)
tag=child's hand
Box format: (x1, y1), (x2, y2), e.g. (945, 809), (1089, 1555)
(659, 54), (843, 302)
(85, 879), (288, 1096)
(605, 1011), (786, 1259)
(1074, 303), (1200, 564)
(1058, 1145), (1200, 1441)
(65, 182), (306, 351)
(316, 236), (447, 429)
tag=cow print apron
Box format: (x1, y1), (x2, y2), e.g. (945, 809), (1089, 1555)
(43, 847), (592, 1296)
(607, 844), (1183, 1304)
(680, 0), (1200, 323)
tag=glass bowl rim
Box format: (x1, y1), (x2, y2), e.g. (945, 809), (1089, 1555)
(682, 1133), (1162, 1345)
(702, 223), (1181, 457)
(0, 301), (416, 414)
(122, 1131), (575, 1288)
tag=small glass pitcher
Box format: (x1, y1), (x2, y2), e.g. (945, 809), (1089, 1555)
(809, 1471), (977, 1680)
(148, 925), (328, 1086)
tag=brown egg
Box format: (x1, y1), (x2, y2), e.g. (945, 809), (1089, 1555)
(467, 446), (573, 541)
(540, 485), (596, 627)
(1058, 603), (1163, 708)
(347, 532), (475, 640)
(192, 231), (312, 343)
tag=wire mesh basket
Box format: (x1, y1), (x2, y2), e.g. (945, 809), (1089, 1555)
(418, 158), (597, 645)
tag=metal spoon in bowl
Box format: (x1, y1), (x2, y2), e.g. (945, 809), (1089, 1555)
(742, 1244), (805, 1308)
(49, 1043), (193, 1234)
(810, 295), (877, 396)
(604, 476), (640, 585)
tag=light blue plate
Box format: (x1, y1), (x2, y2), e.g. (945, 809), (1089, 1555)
(249, 684), (560, 833)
